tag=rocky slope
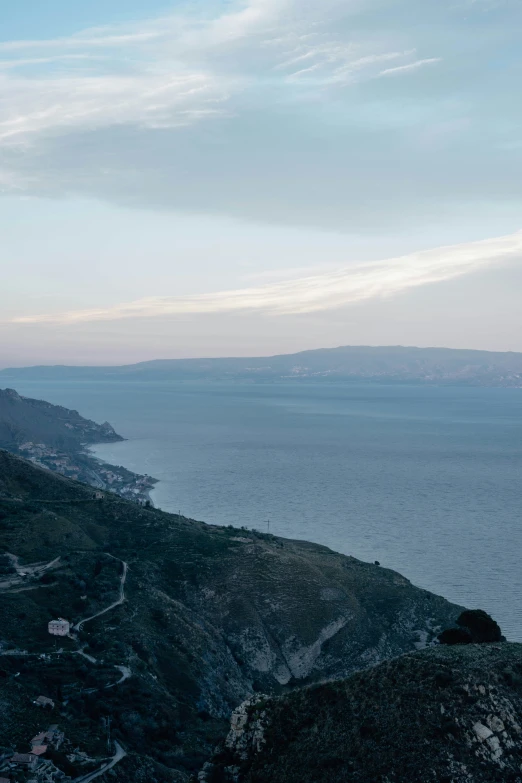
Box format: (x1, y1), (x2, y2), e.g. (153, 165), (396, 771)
(0, 450), (463, 781)
(210, 643), (522, 783)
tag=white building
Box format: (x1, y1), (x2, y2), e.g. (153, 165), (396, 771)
(48, 618), (70, 636)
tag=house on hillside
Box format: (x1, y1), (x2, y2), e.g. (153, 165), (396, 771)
(34, 695), (55, 709)
(10, 753), (38, 769)
(48, 618), (70, 636)
(30, 726), (62, 751)
(29, 745), (47, 757)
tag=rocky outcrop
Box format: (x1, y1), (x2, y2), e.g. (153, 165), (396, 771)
(210, 643), (522, 783)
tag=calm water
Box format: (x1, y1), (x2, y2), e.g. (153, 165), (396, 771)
(11, 380), (522, 641)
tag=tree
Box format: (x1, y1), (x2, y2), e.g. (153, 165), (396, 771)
(438, 627), (472, 645)
(438, 609), (502, 645)
(456, 609), (502, 643)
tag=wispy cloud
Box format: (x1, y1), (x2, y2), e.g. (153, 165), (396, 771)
(379, 58), (442, 76)
(11, 231), (522, 325)
(0, 0), (441, 146)
(0, 30), (162, 53)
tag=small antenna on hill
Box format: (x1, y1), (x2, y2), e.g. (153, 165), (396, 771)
(266, 519), (270, 534)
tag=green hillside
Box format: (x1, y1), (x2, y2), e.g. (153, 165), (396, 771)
(0, 387), (121, 451)
(0, 449), (463, 781)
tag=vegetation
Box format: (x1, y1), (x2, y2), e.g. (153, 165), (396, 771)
(0, 449), (463, 780)
(0, 386), (122, 452)
(439, 609), (503, 645)
(209, 644), (522, 783)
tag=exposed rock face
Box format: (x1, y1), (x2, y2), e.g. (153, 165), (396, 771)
(180, 535), (460, 696)
(210, 643), (522, 783)
(0, 450), (464, 780)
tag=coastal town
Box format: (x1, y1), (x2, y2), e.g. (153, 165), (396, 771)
(17, 441), (156, 505)
(0, 387), (158, 506)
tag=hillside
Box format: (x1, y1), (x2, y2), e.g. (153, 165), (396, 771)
(0, 450), (463, 782)
(0, 387), (156, 502)
(210, 643), (522, 783)
(2, 345), (522, 386)
(0, 387), (122, 451)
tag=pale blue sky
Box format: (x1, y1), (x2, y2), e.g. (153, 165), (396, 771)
(1, 0), (522, 365)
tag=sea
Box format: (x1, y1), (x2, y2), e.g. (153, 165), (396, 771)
(11, 379), (522, 641)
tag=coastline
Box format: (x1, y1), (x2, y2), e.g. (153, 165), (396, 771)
(86, 443), (159, 506)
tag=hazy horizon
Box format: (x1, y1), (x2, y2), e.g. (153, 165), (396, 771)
(3, 341), (522, 372)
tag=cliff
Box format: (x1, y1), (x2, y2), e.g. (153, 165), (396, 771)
(210, 643), (522, 783)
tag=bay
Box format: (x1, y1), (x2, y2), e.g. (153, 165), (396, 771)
(10, 379), (522, 641)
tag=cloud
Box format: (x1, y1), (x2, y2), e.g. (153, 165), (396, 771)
(11, 231), (522, 325)
(379, 58), (441, 76)
(0, 0), (519, 238)
(0, 0), (441, 146)
(0, 70), (229, 143)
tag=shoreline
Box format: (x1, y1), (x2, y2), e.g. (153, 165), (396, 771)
(86, 442), (159, 507)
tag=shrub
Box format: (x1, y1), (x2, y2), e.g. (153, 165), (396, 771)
(438, 628), (472, 645)
(438, 609), (502, 645)
(456, 609), (502, 643)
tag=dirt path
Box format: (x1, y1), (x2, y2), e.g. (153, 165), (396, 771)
(106, 665), (131, 688)
(74, 648), (98, 664)
(7, 552), (61, 576)
(0, 553), (62, 592)
(73, 559), (128, 632)
(0, 583), (54, 594)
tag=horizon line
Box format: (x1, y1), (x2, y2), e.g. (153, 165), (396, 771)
(2, 342), (522, 372)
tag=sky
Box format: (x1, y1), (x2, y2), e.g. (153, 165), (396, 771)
(1, 0), (522, 366)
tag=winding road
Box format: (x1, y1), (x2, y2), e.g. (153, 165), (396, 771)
(73, 558), (128, 632)
(1, 553), (132, 781)
(73, 741), (127, 782)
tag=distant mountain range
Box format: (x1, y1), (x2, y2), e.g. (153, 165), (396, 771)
(2, 345), (522, 386)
